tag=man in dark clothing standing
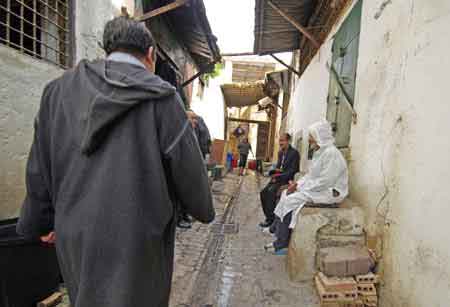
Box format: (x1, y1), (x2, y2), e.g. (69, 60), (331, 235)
(259, 133), (300, 228)
(17, 16), (215, 307)
(187, 110), (211, 158)
(237, 138), (253, 176)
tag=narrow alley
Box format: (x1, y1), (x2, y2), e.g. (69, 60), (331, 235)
(1, 1), (450, 307)
(170, 173), (318, 307)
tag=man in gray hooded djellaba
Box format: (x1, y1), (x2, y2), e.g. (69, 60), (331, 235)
(16, 16), (215, 307)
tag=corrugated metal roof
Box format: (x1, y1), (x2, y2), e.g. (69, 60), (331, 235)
(254, 0), (317, 55)
(221, 82), (267, 108)
(138, 0), (221, 72)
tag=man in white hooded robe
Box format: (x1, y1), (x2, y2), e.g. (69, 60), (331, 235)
(265, 120), (349, 254)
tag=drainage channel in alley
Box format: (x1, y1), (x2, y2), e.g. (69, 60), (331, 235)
(173, 172), (318, 307)
(188, 175), (243, 307)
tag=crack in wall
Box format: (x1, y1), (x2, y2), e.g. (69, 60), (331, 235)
(375, 0), (393, 20)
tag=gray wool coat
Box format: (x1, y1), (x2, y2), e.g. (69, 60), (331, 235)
(17, 59), (215, 307)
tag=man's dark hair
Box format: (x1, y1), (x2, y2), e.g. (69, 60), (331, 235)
(282, 133), (291, 141)
(103, 16), (154, 56)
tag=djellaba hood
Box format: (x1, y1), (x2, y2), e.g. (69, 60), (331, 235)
(68, 59), (176, 155)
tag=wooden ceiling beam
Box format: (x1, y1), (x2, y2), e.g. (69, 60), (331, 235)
(137, 0), (190, 22)
(270, 54), (301, 77)
(267, 0), (320, 48)
(228, 117), (269, 124)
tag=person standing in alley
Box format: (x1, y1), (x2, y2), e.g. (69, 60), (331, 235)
(16, 16), (215, 307)
(259, 133), (300, 228)
(187, 110), (212, 159)
(237, 137), (253, 176)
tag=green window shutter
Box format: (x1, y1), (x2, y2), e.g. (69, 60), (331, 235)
(327, 0), (363, 148)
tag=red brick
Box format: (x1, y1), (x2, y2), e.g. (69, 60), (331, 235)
(317, 272), (357, 292)
(357, 283), (377, 296)
(321, 302), (364, 307)
(356, 273), (379, 284)
(315, 276), (358, 303)
(362, 295), (378, 305)
(319, 246), (375, 277)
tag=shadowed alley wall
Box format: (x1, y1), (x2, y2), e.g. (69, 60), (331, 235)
(0, 0), (120, 219)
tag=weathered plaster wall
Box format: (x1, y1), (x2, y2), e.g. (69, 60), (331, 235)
(286, 44), (331, 171)
(74, 0), (118, 62)
(286, 1), (450, 306)
(191, 59), (232, 140)
(0, 46), (63, 219)
(0, 1), (119, 219)
(351, 1), (450, 306)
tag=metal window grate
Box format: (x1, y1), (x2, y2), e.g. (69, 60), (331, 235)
(0, 0), (71, 68)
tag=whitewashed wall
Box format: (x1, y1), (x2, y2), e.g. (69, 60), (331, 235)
(191, 60), (232, 140)
(0, 0), (119, 219)
(285, 1), (450, 306)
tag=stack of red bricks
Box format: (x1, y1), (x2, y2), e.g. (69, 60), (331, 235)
(356, 273), (379, 307)
(315, 246), (379, 307)
(315, 272), (379, 307)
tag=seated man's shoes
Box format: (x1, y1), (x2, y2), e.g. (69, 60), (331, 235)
(264, 243), (275, 252)
(259, 220), (273, 228)
(263, 243), (288, 255)
(274, 248), (288, 255)
(177, 219), (192, 229)
(261, 227), (274, 236)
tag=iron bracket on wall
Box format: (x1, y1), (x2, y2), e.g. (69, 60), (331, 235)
(326, 62), (358, 124)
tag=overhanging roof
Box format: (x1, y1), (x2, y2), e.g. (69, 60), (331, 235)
(138, 0), (221, 72)
(232, 60), (276, 83)
(221, 82), (267, 108)
(254, 0), (317, 55)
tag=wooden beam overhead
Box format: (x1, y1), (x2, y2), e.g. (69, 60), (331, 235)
(221, 52), (257, 57)
(228, 117), (270, 125)
(137, 0), (190, 22)
(267, 0), (320, 48)
(270, 54), (301, 77)
(182, 70), (204, 88)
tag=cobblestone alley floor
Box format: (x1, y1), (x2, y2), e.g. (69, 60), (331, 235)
(170, 172), (319, 307)
(59, 172), (318, 307)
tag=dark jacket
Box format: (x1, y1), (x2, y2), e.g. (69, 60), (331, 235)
(195, 116), (211, 157)
(17, 59), (215, 307)
(270, 145), (300, 185)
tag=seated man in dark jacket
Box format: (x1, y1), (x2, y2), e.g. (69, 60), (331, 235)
(259, 133), (300, 228)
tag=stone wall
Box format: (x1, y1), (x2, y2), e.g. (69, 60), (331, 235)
(74, 0), (119, 62)
(0, 46), (63, 219)
(0, 0), (119, 219)
(286, 1), (450, 306)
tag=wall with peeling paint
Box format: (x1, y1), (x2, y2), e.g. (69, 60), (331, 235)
(286, 1), (450, 306)
(0, 46), (63, 219)
(0, 1), (119, 219)
(74, 1), (119, 62)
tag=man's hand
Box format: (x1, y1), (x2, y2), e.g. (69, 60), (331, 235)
(287, 181), (298, 195)
(40, 231), (56, 244)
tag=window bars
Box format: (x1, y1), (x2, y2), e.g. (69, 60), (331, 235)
(0, 0), (71, 68)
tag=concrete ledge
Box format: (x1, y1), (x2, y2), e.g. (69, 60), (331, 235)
(287, 199), (365, 282)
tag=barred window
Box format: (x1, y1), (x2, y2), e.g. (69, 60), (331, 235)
(0, 0), (71, 68)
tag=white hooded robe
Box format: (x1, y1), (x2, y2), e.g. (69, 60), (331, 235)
(274, 121), (349, 229)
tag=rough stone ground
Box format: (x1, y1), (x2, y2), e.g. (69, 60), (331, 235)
(170, 172), (319, 307)
(59, 172), (318, 306)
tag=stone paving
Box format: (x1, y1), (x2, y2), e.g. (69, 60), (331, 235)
(59, 172), (318, 306)
(171, 172), (319, 307)
(170, 174), (240, 306)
